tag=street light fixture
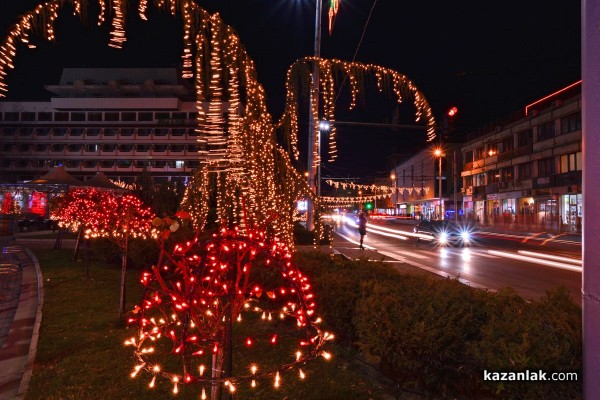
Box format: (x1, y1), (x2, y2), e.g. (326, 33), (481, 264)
(434, 147), (444, 220)
(317, 121), (330, 197)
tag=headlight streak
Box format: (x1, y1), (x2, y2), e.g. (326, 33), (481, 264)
(517, 250), (582, 265)
(488, 250), (582, 272)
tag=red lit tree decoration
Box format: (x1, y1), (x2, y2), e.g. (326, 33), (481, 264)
(28, 191), (47, 217)
(125, 226), (332, 398)
(52, 189), (156, 317)
(1, 192), (14, 215)
(86, 193), (156, 318)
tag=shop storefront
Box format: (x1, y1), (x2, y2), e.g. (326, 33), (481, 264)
(560, 193), (582, 232)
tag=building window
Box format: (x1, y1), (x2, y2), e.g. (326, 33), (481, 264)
(70, 128), (84, 136)
(68, 144), (82, 152)
(560, 112), (581, 135)
(172, 128), (185, 136)
(501, 167), (513, 182)
(38, 112), (52, 121)
(517, 129), (533, 147)
(105, 112), (120, 121)
(54, 112), (69, 121)
(501, 136), (514, 153)
(88, 112), (102, 121)
(122, 112), (136, 121)
(475, 173), (486, 186)
(463, 150), (473, 164)
(21, 112), (35, 121)
(559, 152), (582, 173)
(486, 142), (499, 157)
(464, 175), (473, 187)
(155, 112), (170, 120)
(172, 112), (186, 120)
(85, 144), (98, 152)
(5, 112), (19, 121)
(121, 128), (134, 136)
(488, 170), (500, 183)
(518, 162), (532, 179)
(71, 112), (86, 121)
(538, 158), (555, 176)
(87, 128), (100, 136)
(474, 146), (485, 160)
(138, 128), (151, 136)
(118, 144), (133, 152)
(139, 112), (153, 121)
(188, 112), (198, 120)
(537, 121), (555, 142)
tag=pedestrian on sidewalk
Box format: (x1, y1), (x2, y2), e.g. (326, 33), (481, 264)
(358, 211), (367, 249)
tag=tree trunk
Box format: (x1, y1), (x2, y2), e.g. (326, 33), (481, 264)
(118, 237), (128, 319)
(211, 350), (224, 400)
(73, 227), (82, 261)
(53, 228), (63, 250)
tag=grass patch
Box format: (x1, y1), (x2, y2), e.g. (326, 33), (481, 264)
(26, 248), (388, 400)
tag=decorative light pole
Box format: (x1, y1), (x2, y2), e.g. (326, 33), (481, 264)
(434, 148), (444, 220)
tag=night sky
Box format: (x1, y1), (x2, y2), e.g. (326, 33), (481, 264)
(1, 0), (581, 180)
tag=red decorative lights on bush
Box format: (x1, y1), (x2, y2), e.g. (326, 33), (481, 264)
(125, 227), (333, 396)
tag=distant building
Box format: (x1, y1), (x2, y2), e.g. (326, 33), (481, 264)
(460, 81), (582, 232)
(389, 143), (463, 220)
(0, 68), (217, 184)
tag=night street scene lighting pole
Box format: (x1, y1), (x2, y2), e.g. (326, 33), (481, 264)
(390, 173), (396, 215)
(434, 148), (443, 220)
(305, 0), (324, 231)
(317, 121), (331, 198)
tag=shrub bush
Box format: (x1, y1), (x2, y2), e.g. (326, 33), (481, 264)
(294, 251), (582, 399)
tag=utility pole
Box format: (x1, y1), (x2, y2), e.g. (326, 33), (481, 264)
(306, 0), (323, 231)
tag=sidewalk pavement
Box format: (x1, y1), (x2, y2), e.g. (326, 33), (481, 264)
(0, 245), (42, 400)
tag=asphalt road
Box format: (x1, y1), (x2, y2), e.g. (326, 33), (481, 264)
(332, 217), (582, 305)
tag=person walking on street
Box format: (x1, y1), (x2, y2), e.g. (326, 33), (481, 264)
(358, 212), (367, 249)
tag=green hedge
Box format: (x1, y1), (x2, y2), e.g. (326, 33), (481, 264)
(295, 251), (582, 399)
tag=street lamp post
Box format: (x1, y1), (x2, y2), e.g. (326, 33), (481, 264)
(390, 173), (396, 215)
(306, 0), (324, 231)
(434, 148), (444, 220)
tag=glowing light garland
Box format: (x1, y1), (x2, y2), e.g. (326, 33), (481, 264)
(324, 179), (430, 195)
(126, 226), (332, 395)
(0, 0), (435, 251)
(277, 57), (437, 165)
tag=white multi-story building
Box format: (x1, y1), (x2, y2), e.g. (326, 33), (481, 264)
(0, 68), (208, 184)
(460, 81), (582, 232)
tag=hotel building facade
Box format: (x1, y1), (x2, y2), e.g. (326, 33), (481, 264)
(0, 68), (209, 184)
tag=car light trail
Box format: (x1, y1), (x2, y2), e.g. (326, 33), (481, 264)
(517, 250), (582, 265)
(488, 250), (582, 272)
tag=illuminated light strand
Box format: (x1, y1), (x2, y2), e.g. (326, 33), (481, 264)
(127, 228), (331, 394)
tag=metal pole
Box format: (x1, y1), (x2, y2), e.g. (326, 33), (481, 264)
(582, 0), (600, 396)
(438, 156), (443, 220)
(306, 0), (323, 231)
(453, 149), (458, 221)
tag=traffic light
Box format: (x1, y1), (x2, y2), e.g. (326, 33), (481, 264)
(364, 202), (374, 210)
